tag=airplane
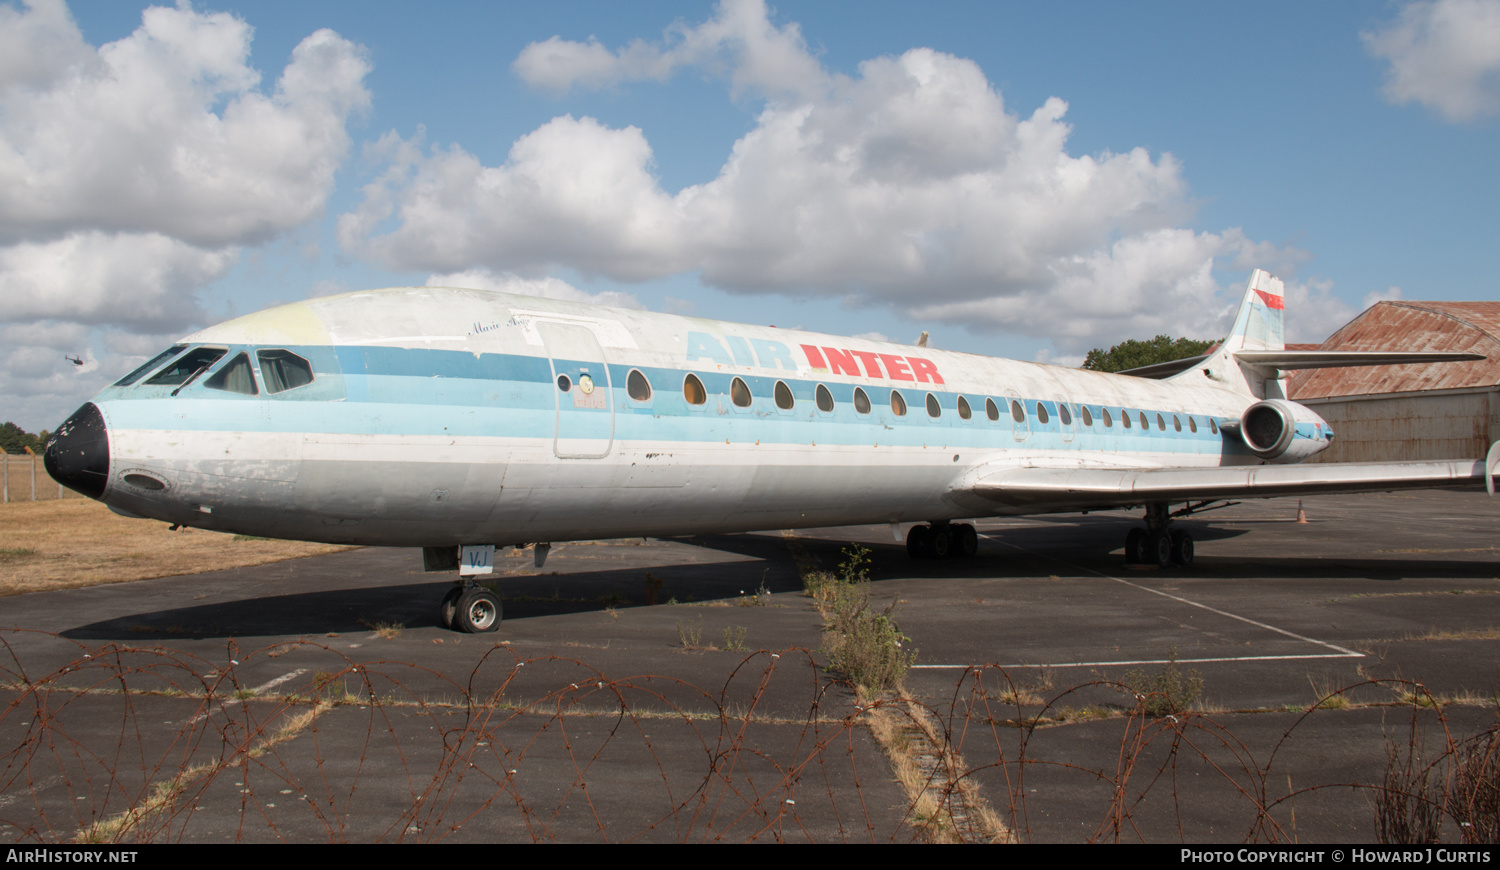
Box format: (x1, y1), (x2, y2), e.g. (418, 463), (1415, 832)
(44, 270), (1499, 633)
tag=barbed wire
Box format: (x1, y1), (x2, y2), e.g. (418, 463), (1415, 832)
(1, 632), (1494, 843)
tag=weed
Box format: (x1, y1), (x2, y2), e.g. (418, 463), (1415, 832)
(1121, 647), (1203, 718)
(1308, 673), (1351, 710)
(644, 572), (665, 606)
(997, 670), (1055, 707)
(597, 591), (626, 608)
(802, 570), (839, 602)
(230, 535), (273, 542)
(821, 583), (915, 694)
(722, 626), (748, 651)
(0, 547), (38, 560)
(838, 544), (872, 582)
(358, 619), (403, 639)
(676, 615), (710, 650)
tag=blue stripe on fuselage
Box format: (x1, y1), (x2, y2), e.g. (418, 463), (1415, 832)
(93, 343), (1245, 457)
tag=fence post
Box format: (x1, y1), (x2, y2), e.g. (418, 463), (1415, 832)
(24, 446), (36, 501)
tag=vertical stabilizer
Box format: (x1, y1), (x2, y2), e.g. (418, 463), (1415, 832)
(1185, 269), (1287, 399)
(1220, 269), (1285, 354)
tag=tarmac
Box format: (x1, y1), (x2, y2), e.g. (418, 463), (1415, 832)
(2, 489), (1498, 842)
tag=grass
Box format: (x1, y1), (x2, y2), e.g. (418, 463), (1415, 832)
(0, 499), (352, 597)
(807, 545), (916, 696)
(1121, 647), (1204, 718)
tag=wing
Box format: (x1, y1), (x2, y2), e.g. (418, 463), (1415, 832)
(957, 445), (1500, 514)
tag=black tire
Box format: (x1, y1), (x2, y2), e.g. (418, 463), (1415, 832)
(1125, 528), (1147, 564)
(929, 525), (953, 560)
(1170, 530), (1195, 567)
(906, 524), (930, 559)
(954, 524), (979, 558)
(455, 588), (502, 633)
(439, 585), (462, 630)
(1146, 531), (1172, 567)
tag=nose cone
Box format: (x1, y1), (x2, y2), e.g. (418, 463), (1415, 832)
(44, 403), (110, 500)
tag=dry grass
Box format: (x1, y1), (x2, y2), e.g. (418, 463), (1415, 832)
(0, 499), (352, 597)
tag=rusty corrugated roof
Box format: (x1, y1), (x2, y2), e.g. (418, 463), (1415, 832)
(1290, 301), (1500, 399)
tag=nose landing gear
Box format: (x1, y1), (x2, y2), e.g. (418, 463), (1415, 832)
(438, 582), (502, 633)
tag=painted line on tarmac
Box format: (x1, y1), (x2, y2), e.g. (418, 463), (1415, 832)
(917, 535), (1364, 671)
(187, 668), (308, 724)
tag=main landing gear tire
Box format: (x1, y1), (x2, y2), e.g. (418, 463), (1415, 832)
(439, 586), (462, 630)
(907, 523), (978, 560)
(1124, 528), (1148, 565)
(454, 587), (502, 633)
(1169, 530), (1194, 567)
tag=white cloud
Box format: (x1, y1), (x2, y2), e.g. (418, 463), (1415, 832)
(1364, 0), (1500, 122)
(344, 1), (1302, 358)
(425, 269), (643, 310)
(513, 0), (827, 100)
(0, 1), (370, 429)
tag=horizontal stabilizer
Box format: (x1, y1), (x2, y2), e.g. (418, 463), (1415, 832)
(1232, 350), (1485, 370)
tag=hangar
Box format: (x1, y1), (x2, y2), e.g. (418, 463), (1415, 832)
(1290, 301), (1500, 463)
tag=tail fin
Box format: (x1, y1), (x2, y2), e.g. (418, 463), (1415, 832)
(1219, 269), (1285, 354)
(1183, 269), (1287, 398)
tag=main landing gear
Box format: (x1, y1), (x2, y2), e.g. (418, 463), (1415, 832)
(439, 582), (502, 633)
(1122, 503), (1194, 568)
(906, 522), (979, 560)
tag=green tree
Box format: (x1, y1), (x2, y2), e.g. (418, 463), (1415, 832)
(1082, 335), (1217, 373)
(0, 422), (48, 455)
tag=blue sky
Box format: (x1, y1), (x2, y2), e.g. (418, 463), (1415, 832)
(3, 0), (1498, 431)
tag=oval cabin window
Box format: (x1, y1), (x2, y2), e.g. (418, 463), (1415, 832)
(627, 369), (652, 401)
(731, 377), (752, 407)
(774, 380), (795, 410)
(683, 373), (707, 405)
(891, 391), (908, 416)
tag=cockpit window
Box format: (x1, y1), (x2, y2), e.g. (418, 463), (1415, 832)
(205, 352), (258, 395)
(145, 347), (227, 388)
(115, 344), (188, 386)
(257, 349), (315, 394)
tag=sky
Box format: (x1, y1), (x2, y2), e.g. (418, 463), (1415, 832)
(2, 0), (1498, 433)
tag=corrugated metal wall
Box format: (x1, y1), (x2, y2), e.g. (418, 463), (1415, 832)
(1304, 390), (1498, 463)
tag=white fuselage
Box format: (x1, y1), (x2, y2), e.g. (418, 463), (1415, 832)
(71, 287), (1294, 547)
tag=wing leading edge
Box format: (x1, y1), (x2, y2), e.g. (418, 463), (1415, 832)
(959, 444), (1500, 513)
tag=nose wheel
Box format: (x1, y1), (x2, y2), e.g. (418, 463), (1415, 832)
(439, 583), (502, 633)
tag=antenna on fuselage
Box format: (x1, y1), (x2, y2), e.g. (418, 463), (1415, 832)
(916, 331), (929, 347)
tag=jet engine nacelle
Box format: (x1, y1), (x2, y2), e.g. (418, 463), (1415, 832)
(1239, 399), (1333, 463)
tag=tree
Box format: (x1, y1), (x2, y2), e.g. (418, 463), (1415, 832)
(1082, 335), (1217, 373)
(0, 422), (49, 455)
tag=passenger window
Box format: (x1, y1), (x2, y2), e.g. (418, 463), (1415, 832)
(1103, 408), (1113, 427)
(627, 369), (652, 401)
(774, 380), (795, 410)
(985, 398), (999, 422)
(204, 353), (258, 395)
(1036, 402), (1050, 424)
(115, 344), (187, 386)
(891, 391), (907, 416)
(557, 374), (571, 392)
(853, 387), (872, 414)
(683, 373), (707, 405)
(1122, 411), (1132, 429)
(1011, 400), (1025, 423)
(731, 377), (752, 407)
(147, 347), (227, 388)
(1081, 406), (1093, 426)
(926, 393), (941, 418)
(1156, 413), (1166, 431)
(958, 396), (972, 420)
(1138, 412), (1148, 429)
(257, 350), (314, 394)
(1210, 418), (1219, 435)
(1189, 416), (1198, 433)
(1058, 404), (1072, 425)
(816, 384), (835, 413)
(1173, 414), (1182, 432)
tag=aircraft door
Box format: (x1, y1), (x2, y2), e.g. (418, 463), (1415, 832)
(540, 321), (614, 459)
